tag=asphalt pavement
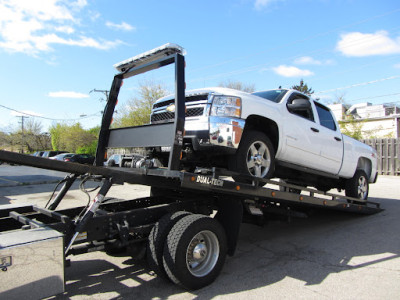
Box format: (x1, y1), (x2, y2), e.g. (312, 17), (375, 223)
(0, 166), (399, 299)
(0, 164), (67, 187)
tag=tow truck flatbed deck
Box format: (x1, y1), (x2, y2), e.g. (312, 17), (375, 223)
(0, 149), (382, 216)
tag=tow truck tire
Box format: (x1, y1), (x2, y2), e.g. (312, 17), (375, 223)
(147, 211), (191, 279)
(231, 130), (275, 181)
(163, 214), (227, 290)
(345, 169), (369, 201)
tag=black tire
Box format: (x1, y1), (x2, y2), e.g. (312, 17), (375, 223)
(147, 211), (191, 279)
(163, 214), (227, 290)
(230, 130), (275, 181)
(345, 169), (369, 201)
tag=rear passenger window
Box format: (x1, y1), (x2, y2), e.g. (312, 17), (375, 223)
(315, 102), (336, 131)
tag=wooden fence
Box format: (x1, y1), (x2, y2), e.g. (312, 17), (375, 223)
(362, 138), (399, 176)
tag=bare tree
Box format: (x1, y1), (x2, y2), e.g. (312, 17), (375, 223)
(219, 80), (255, 93)
(113, 80), (168, 127)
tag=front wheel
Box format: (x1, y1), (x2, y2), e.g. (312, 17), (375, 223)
(345, 169), (369, 201)
(163, 214), (227, 290)
(230, 130), (275, 180)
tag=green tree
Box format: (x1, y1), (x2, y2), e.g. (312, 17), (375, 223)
(218, 80), (255, 93)
(291, 79), (314, 95)
(339, 115), (364, 140)
(114, 81), (168, 127)
(49, 123), (98, 153)
(0, 131), (11, 150)
(4, 119), (51, 153)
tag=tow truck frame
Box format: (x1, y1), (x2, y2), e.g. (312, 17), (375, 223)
(0, 44), (382, 298)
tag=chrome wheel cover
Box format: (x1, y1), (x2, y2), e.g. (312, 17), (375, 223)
(246, 141), (271, 177)
(357, 175), (368, 199)
(186, 230), (219, 277)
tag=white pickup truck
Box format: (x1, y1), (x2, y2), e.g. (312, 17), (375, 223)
(150, 87), (378, 200)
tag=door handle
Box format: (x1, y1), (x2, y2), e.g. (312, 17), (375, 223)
(334, 137), (342, 142)
(311, 127), (319, 133)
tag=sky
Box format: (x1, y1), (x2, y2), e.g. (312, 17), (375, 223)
(0, 0), (399, 133)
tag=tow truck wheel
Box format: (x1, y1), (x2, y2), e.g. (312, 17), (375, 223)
(345, 169), (369, 202)
(231, 130), (275, 181)
(147, 211), (191, 279)
(163, 214), (227, 290)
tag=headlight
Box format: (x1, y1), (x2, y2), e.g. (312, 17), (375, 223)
(210, 96), (242, 117)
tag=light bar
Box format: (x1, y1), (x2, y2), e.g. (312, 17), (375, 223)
(113, 43), (185, 73)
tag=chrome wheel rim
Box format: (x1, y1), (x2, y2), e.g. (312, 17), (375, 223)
(246, 141), (271, 177)
(186, 230), (219, 277)
(357, 176), (368, 199)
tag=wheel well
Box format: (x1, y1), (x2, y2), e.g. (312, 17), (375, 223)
(357, 157), (372, 178)
(242, 115), (279, 153)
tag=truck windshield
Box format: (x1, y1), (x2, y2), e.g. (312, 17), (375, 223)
(252, 89), (288, 103)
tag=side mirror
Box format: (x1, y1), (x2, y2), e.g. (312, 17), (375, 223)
(287, 98), (311, 112)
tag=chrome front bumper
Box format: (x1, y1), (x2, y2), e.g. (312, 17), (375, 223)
(185, 116), (245, 150)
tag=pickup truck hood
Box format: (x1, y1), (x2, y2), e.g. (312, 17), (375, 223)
(154, 87), (252, 103)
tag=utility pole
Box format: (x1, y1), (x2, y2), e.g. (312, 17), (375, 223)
(17, 116), (29, 153)
(89, 89), (109, 102)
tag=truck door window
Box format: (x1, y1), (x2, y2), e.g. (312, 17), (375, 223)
(286, 93), (314, 121)
(315, 102), (337, 131)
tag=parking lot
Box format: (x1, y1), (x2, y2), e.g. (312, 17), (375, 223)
(0, 166), (399, 299)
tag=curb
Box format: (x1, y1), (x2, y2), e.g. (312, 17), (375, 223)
(0, 179), (62, 188)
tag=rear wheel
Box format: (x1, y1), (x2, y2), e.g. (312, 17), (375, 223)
(345, 170), (369, 202)
(147, 211), (191, 279)
(231, 130), (275, 181)
(163, 214), (227, 290)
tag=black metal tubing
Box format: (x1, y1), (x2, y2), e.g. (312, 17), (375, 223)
(0, 150), (183, 186)
(95, 75), (123, 166)
(47, 174), (78, 210)
(180, 173), (383, 215)
(94, 53), (185, 171)
(9, 211), (45, 229)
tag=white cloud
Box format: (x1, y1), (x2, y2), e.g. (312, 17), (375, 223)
(48, 91), (89, 98)
(336, 30), (400, 57)
(254, 0), (281, 10)
(272, 65), (314, 77)
(394, 63), (400, 69)
(294, 56), (321, 65)
(55, 26), (75, 34)
(294, 56), (334, 66)
(0, 0), (122, 55)
(106, 21), (135, 31)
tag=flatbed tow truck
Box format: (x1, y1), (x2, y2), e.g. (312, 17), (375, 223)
(0, 44), (382, 299)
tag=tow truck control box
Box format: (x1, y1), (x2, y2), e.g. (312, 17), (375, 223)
(0, 205), (64, 299)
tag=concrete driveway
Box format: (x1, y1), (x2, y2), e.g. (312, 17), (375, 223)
(0, 171), (399, 299)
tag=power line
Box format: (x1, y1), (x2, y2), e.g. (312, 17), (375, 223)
(0, 103), (101, 121)
(186, 8), (400, 75)
(315, 75), (400, 94)
(346, 92), (400, 103)
(184, 25), (400, 86)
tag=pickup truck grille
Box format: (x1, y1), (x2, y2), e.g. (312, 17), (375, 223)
(151, 93), (209, 123)
(153, 94), (208, 109)
(151, 107), (204, 123)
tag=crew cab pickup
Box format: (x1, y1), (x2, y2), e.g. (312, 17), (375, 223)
(150, 87), (378, 200)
